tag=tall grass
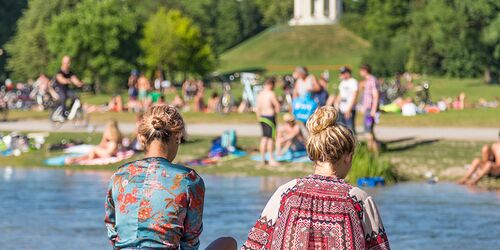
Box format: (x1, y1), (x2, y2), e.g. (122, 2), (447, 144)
(346, 145), (397, 184)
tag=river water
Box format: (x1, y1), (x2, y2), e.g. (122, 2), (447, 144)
(1, 167), (499, 249)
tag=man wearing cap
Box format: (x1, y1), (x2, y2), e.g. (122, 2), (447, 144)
(329, 66), (358, 133)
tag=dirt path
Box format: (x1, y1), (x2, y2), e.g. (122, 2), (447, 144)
(0, 120), (497, 141)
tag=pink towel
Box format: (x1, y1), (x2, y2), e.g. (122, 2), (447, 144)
(76, 150), (135, 166)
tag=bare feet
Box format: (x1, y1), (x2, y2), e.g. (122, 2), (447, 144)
(457, 178), (467, 185)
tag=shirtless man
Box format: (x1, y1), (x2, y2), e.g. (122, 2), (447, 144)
(458, 131), (500, 185)
(256, 77), (281, 166)
(276, 113), (305, 156)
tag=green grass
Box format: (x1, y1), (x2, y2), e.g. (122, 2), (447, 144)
(3, 132), (500, 188)
(1, 132), (394, 184)
(219, 24), (369, 74)
(381, 139), (500, 189)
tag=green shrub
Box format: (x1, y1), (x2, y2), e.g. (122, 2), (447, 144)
(346, 145), (397, 184)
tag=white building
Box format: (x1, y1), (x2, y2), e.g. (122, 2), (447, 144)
(289, 0), (343, 26)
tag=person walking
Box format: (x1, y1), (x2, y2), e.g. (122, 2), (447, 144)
(360, 64), (380, 154)
(242, 107), (390, 250)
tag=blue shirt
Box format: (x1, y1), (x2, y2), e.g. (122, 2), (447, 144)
(105, 157), (205, 249)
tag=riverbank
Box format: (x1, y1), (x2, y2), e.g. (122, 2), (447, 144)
(1, 132), (499, 189)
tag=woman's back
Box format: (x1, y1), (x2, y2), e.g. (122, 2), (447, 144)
(242, 175), (389, 250)
(105, 157), (204, 249)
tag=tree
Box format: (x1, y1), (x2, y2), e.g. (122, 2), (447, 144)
(407, 0), (500, 78)
(254, 0), (293, 26)
(0, 0), (28, 80)
(140, 8), (215, 81)
(46, 0), (139, 92)
(5, 0), (78, 80)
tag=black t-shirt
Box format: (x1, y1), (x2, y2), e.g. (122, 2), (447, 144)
(55, 69), (75, 91)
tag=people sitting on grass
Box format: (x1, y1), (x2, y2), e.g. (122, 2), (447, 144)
(242, 107), (390, 249)
(256, 77), (281, 166)
(66, 120), (122, 164)
(458, 131), (500, 185)
(104, 104), (236, 250)
(171, 94), (186, 110)
(276, 113), (305, 156)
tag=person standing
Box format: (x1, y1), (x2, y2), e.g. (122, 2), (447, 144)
(256, 77), (281, 166)
(54, 56), (83, 119)
(360, 64), (380, 153)
(293, 66), (320, 99)
(333, 66), (358, 133)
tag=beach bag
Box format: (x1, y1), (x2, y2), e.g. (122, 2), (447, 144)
(208, 137), (228, 158)
(292, 95), (318, 123)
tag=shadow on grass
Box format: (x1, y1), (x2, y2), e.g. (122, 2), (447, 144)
(384, 139), (440, 152)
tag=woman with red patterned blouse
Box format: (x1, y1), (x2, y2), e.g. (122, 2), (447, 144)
(242, 106), (390, 250)
(105, 105), (237, 250)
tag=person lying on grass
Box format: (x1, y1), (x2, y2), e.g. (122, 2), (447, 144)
(242, 106), (390, 250)
(458, 130), (500, 185)
(66, 120), (122, 164)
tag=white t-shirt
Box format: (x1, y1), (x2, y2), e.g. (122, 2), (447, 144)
(338, 78), (358, 113)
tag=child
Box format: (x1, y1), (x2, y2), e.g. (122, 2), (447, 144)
(256, 77), (281, 166)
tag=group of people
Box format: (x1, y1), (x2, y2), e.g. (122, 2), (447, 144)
(104, 104), (391, 249)
(255, 64), (381, 166)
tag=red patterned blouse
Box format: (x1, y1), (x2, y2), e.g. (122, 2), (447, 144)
(242, 174), (390, 250)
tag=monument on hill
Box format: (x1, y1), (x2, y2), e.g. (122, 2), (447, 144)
(289, 0), (343, 26)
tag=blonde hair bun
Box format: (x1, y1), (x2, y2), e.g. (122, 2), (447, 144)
(306, 106), (338, 135)
(305, 106), (356, 162)
(151, 117), (166, 131)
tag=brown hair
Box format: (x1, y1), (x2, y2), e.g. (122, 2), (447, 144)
(138, 105), (185, 148)
(306, 106), (356, 163)
(264, 76), (276, 87)
(360, 64), (372, 74)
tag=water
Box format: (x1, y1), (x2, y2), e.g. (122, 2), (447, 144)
(1, 167), (499, 250)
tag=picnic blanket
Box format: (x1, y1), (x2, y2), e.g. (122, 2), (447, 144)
(251, 150), (311, 163)
(63, 144), (94, 154)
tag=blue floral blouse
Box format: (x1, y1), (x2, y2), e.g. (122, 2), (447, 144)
(105, 157), (205, 249)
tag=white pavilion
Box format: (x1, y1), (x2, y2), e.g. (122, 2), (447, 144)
(289, 0), (343, 26)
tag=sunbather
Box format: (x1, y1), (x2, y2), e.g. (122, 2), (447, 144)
(66, 120), (122, 164)
(458, 131), (500, 185)
(276, 113), (305, 155)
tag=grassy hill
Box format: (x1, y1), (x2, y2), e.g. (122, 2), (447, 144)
(218, 24), (370, 74)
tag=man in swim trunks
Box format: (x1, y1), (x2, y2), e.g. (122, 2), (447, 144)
(256, 77), (281, 166)
(458, 130), (500, 185)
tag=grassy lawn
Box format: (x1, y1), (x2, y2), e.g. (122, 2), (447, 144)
(382, 139), (500, 189)
(218, 24), (369, 74)
(2, 132), (499, 189)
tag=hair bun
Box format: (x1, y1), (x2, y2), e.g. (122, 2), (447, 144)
(306, 106), (338, 135)
(151, 117), (166, 131)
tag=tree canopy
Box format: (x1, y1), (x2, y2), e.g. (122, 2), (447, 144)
(140, 8), (215, 81)
(46, 0), (139, 91)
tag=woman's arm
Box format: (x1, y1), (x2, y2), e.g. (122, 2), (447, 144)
(180, 172), (205, 250)
(104, 180), (117, 246)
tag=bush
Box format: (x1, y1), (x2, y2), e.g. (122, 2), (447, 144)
(346, 145), (398, 184)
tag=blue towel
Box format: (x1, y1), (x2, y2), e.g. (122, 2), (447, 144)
(251, 150), (310, 163)
(44, 153), (83, 166)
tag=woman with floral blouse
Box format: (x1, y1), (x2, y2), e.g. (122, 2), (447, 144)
(105, 104), (235, 250)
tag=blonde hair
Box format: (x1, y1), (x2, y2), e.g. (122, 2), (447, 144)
(138, 105), (185, 148)
(306, 106), (356, 163)
(104, 120), (122, 144)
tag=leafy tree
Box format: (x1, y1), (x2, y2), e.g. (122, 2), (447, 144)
(140, 8), (215, 81)
(0, 0), (27, 79)
(5, 0), (78, 80)
(46, 0), (139, 92)
(407, 0), (500, 78)
(254, 0), (293, 26)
